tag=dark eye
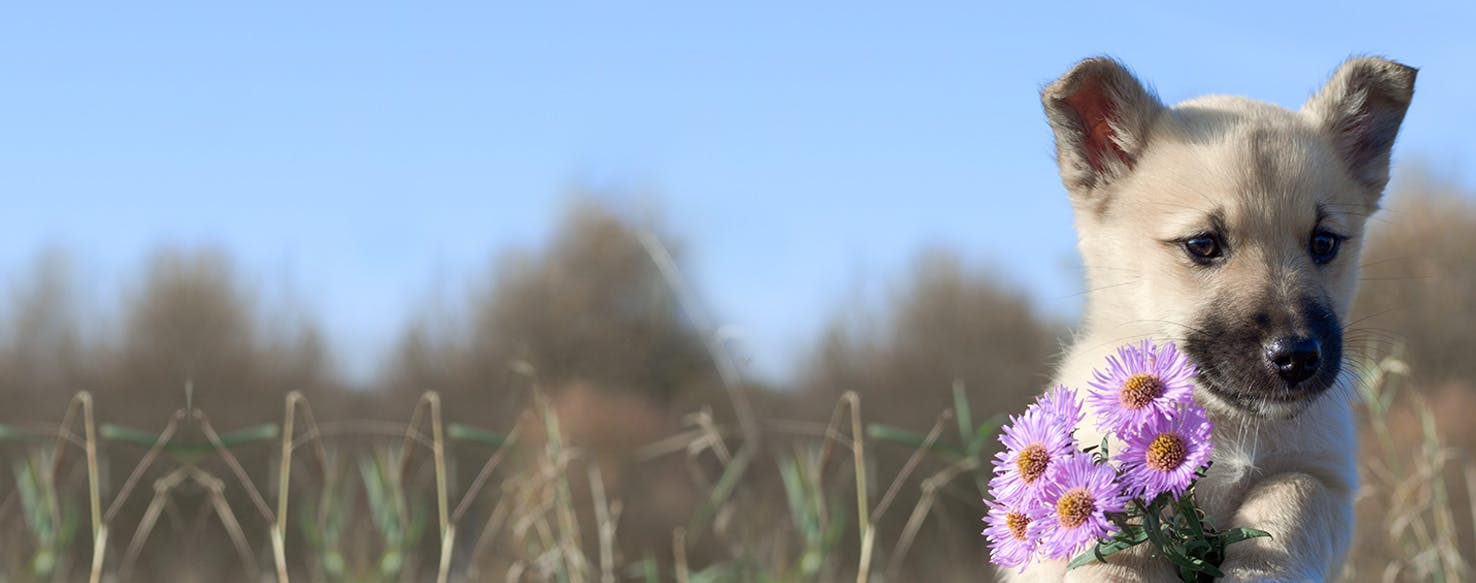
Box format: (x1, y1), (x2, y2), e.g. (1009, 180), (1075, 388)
(1183, 234), (1223, 263)
(1310, 230), (1343, 265)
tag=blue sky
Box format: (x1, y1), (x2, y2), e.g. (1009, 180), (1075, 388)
(2, 2), (1473, 385)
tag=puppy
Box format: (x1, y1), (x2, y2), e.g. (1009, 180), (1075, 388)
(1008, 56), (1415, 582)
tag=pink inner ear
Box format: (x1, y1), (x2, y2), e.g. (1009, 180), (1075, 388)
(1337, 93), (1399, 177)
(1063, 82), (1131, 174)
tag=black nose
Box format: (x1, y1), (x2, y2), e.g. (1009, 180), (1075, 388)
(1265, 337), (1322, 385)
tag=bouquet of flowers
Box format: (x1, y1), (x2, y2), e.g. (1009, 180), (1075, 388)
(982, 341), (1268, 581)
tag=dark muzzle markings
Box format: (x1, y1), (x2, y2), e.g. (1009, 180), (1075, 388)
(1184, 293), (1343, 414)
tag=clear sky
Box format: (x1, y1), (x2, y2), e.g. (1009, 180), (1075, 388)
(3, 2), (1473, 385)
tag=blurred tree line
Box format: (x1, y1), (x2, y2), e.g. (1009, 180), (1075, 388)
(0, 169), (1472, 579)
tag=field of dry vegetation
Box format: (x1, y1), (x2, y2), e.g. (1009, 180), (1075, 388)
(0, 170), (1472, 582)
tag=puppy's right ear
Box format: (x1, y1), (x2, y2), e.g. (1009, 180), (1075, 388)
(1301, 57), (1416, 193)
(1042, 57), (1164, 198)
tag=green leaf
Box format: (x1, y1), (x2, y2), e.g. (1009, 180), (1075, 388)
(1176, 491), (1204, 534)
(1066, 549), (1100, 570)
(1139, 500), (1194, 568)
(1067, 526), (1148, 569)
(1105, 509), (1137, 530)
(1183, 556), (1224, 579)
(1221, 527), (1272, 546)
(1183, 540), (1212, 557)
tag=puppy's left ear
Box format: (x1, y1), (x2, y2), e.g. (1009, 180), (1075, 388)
(1042, 57), (1165, 199)
(1302, 57), (1417, 192)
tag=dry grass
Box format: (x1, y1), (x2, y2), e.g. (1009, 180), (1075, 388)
(0, 378), (1009, 581)
(1341, 341), (1470, 582)
(3, 347), (1468, 582)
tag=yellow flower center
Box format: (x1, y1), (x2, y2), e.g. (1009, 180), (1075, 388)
(1016, 444), (1049, 483)
(1120, 373), (1165, 409)
(1056, 487), (1096, 529)
(1006, 511), (1031, 541)
(1146, 432), (1188, 472)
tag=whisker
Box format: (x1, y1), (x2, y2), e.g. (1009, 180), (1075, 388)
(1050, 280), (1143, 300)
(1358, 256), (1413, 268)
(1341, 308), (1403, 330)
(1358, 274), (1431, 283)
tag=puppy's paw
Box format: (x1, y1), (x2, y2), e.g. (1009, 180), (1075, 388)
(1215, 538), (1323, 583)
(1216, 565), (1319, 583)
(1057, 556), (1177, 583)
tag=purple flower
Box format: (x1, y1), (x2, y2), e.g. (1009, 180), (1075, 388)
(1034, 385), (1085, 431)
(983, 499), (1037, 570)
(1117, 403), (1214, 500)
(1029, 453), (1128, 559)
(1086, 340), (1197, 435)
(989, 405), (1078, 506)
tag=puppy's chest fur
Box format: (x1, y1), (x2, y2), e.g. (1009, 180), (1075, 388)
(1057, 341), (1359, 529)
(1056, 339), (1352, 519)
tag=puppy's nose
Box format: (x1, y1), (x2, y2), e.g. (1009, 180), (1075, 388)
(1265, 337), (1322, 385)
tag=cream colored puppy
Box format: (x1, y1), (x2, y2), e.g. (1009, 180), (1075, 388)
(1007, 57), (1415, 582)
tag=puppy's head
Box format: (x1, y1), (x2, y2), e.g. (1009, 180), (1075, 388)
(1043, 57), (1415, 418)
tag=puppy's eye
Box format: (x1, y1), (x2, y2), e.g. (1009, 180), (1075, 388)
(1183, 235), (1223, 263)
(1310, 230), (1343, 265)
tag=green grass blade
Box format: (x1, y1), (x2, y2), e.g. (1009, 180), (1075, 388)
(0, 424), (49, 442)
(102, 422), (278, 455)
(777, 454), (812, 542)
(967, 413), (1006, 456)
(866, 423), (965, 457)
(447, 423), (509, 447)
(686, 445), (755, 539)
(952, 380), (972, 445)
